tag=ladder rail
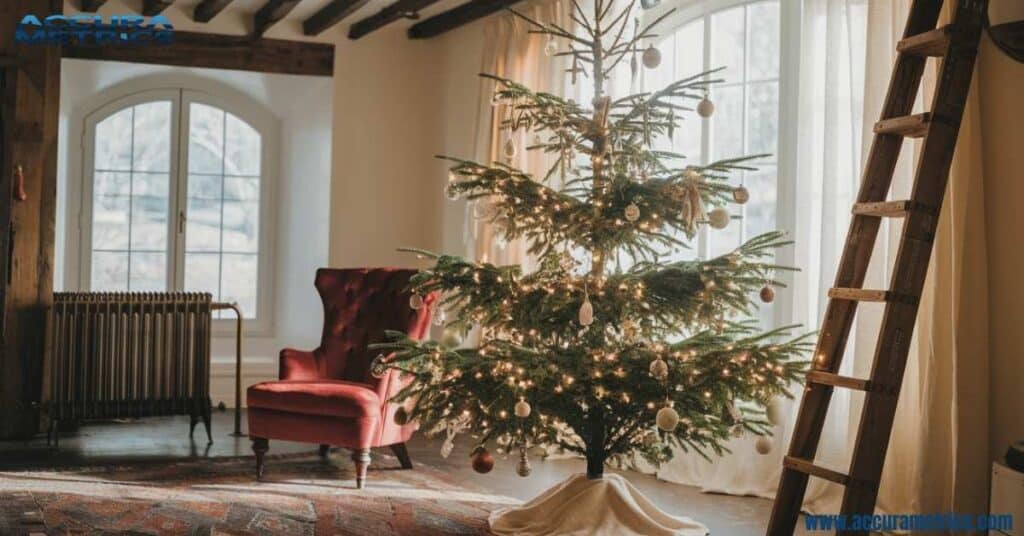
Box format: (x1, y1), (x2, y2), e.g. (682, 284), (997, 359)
(765, 0), (982, 533)
(841, 0), (986, 518)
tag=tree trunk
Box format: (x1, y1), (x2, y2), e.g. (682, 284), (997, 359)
(584, 406), (606, 479)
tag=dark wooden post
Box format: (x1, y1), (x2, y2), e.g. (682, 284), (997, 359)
(0, 0), (62, 439)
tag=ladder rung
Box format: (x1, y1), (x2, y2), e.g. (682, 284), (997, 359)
(807, 370), (872, 392)
(874, 113), (931, 138)
(897, 25), (952, 57)
(828, 287), (918, 305)
(852, 200), (912, 217)
(783, 456), (850, 486)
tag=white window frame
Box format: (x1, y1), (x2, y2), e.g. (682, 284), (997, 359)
(642, 0), (800, 330)
(73, 87), (278, 336)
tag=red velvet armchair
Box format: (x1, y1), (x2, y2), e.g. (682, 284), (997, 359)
(247, 268), (433, 488)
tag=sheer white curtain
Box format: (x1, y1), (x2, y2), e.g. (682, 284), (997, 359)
(467, 0), (574, 268)
(647, 0), (871, 502)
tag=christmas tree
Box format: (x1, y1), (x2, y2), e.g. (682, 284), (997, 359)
(374, 0), (811, 484)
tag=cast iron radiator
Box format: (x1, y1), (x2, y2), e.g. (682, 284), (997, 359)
(43, 292), (214, 445)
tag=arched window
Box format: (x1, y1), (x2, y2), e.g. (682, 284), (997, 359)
(644, 0), (786, 259)
(79, 89), (274, 327)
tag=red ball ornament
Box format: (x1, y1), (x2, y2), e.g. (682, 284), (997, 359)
(471, 447), (495, 474)
(760, 286), (776, 303)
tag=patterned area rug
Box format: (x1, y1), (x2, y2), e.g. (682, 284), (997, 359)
(0, 451), (517, 535)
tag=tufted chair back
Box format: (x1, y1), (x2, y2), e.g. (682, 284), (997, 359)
(312, 268), (433, 388)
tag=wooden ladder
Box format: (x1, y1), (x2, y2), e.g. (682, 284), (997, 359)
(766, 0), (987, 534)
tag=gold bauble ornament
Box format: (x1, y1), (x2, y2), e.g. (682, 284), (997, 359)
(440, 327), (463, 348)
(708, 207), (730, 229)
(732, 185), (750, 204)
(697, 97), (715, 118)
(642, 44), (662, 69)
(755, 436), (774, 455)
(649, 358), (669, 381)
(624, 203), (641, 222)
(514, 399), (532, 418)
(656, 406), (680, 432)
(409, 294), (424, 310)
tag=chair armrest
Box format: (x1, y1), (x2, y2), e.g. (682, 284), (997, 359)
(279, 348), (319, 380)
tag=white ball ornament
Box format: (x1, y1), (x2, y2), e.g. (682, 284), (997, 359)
(656, 406), (680, 432)
(440, 439), (455, 459)
(649, 358), (669, 381)
(624, 203), (641, 222)
(697, 96), (715, 118)
(514, 399), (532, 418)
(755, 436), (774, 455)
(708, 207), (731, 229)
(642, 44), (662, 69)
(578, 296), (595, 326)
(409, 294), (424, 310)
(732, 185), (750, 204)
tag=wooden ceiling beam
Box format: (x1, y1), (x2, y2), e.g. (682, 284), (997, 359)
(194, 0), (235, 22)
(63, 30), (334, 77)
(254, 0), (303, 37)
(348, 0), (443, 40)
(408, 0), (523, 39)
(78, 0), (108, 11)
(142, 0), (175, 16)
(303, 0), (371, 36)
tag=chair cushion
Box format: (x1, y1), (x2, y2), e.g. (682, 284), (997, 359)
(247, 380), (381, 419)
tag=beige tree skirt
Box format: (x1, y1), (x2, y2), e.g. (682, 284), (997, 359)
(489, 473), (709, 536)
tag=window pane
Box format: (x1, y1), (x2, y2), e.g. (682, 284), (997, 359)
(224, 114), (261, 176)
(92, 251), (129, 290)
(129, 252), (166, 291)
(188, 173), (222, 199)
(225, 177), (259, 201)
(132, 101), (172, 172)
(130, 193), (169, 250)
(185, 197), (222, 252)
(221, 253), (258, 318)
(747, 81), (779, 155)
(94, 171), (130, 196)
(222, 200), (259, 253)
(744, 165), (777, 240)
(710, 84), (744, 160)
(711, 6), (745, 80)
(188, 103), (225, 174)
(185, 252), (220, 296)
(674, 19), (705, 78)
(747, 2), (780, 80)
(92, 195), (130, 250)
(95, 109), (132, 171)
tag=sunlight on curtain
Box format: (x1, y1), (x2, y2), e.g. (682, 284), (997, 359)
(469, 0), (575, 270)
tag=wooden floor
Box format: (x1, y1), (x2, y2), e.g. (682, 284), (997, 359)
(0, 410), (808, 535)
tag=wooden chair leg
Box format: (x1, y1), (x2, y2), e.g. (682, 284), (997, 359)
(352, 448), (371, 489)
(390, 442), (413, 469)
(319, 444), (331, 458)
(252, 437), (269, 480)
